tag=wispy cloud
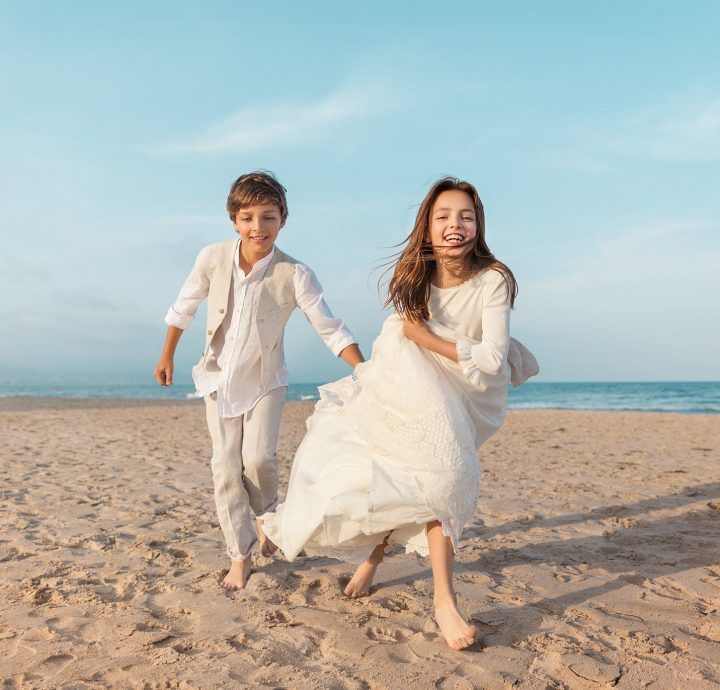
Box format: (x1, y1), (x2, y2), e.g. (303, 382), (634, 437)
(531, 217), (719, 295)
(517, 216), (720, 379)
(152, 82), (390, 155)
(539, 151), (618, 176)
(538, 95), (720, 173)
(632, 98), (720, 160)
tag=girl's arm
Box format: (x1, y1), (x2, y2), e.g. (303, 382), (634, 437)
(403, 270), (511, 373)
(455, 272), (511, 376)
(402, 320), (458, 362)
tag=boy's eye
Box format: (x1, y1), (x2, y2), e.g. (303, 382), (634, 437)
(462, 216), (474, 221)
(436, 216), (447, 220)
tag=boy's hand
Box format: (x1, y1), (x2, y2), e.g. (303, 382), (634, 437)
(153, 357), (174, 386)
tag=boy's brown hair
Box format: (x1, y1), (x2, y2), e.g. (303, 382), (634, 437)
(226, 171), (288, 222)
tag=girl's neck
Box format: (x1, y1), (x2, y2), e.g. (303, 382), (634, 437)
(432, 258), (472, 289)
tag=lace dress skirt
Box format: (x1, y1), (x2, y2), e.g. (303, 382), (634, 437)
(262, 315), (490, 563)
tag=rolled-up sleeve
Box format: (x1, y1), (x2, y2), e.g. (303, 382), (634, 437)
(456, 271), (511, 384)
(294, 264), (357, 356)
(164, 245), (213, 330)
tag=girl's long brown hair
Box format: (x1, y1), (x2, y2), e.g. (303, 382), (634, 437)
(385, 177), (517, 320)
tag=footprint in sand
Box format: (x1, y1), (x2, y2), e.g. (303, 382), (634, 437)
(264, 609), (292, 627)
(366, 626), (403, 642)
(551, 565), (587, 583)
(40, 652), (77, 675)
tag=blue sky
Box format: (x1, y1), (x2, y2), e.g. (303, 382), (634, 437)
(1, 1), (719, 384)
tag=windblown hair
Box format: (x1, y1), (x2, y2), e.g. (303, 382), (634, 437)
(385, 177), (517, 320)
(227, 170), (289, 222)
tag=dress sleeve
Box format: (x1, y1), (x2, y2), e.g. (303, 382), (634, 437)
(163, 245), (213, 330)
(455, 271), (511, 385)
(294, 264), (357, 356)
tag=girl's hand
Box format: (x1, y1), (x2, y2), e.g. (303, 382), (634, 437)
(402, 318), (430, 344)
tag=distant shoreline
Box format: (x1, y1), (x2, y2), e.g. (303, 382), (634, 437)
(1, 396), (717, 416)
(0, 396), (204, 411)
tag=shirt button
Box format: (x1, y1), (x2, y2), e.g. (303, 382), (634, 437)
(207, 330), (213, 335)
(219, 308), (225, 313)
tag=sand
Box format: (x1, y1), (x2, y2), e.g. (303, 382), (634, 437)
(1, 398), (719, 689)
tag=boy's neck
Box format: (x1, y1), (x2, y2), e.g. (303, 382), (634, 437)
(238, 240), (275, 275)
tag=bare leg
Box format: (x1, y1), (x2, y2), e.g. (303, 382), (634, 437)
(343, 535), (390, 598)
(256, 518), (278, 558)
(220, 558), (252, 591)
(427, 520), (478, 650)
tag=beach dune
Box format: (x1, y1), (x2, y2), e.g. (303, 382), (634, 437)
(1, 399), (719, 689)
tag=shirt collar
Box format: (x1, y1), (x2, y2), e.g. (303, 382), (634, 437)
(235, 239), (275, 277)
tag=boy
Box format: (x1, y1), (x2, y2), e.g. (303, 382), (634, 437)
(153, 172), (363, 590)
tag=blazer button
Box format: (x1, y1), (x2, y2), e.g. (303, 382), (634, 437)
(219, 308), (225, 314)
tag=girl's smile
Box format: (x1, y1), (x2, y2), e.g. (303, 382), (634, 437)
(428, 190), (477, 256)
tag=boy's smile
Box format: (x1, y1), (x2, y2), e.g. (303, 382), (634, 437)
(233, 202), (285, 266)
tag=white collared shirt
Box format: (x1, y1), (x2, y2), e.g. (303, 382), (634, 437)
(164, 240), (356, 417)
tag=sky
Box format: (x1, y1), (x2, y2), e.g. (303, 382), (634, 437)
(1, 1), (719, 385)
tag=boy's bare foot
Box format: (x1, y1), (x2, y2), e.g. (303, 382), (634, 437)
(343, 560), (378, 598)
(256, 518), (278, 558)
(220, 559), (252, 591)
(434, 597), (478, 650)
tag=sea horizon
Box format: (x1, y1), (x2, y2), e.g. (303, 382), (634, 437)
(1, 380), (718, 415)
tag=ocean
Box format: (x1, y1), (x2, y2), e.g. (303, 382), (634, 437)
(0, 381), (718, 414)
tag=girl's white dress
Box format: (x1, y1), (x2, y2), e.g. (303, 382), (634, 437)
(262, 268), (538, 563)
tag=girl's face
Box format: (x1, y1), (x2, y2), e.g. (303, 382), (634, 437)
(427, 190), (477, 260)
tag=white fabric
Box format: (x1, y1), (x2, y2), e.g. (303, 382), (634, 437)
(262, 268), (539, 563)
(164, 239), (356, 417)
(215, 248), (274, 417)
(205, 387), (286, 561)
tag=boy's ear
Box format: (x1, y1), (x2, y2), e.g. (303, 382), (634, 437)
(279, 218), (286, 230)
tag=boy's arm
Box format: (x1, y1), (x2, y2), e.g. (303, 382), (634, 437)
(153, 245), (213, 386)
(154, 326), (183, 386)
(338, 343), (364, 368)
(294, 264), (364, 367)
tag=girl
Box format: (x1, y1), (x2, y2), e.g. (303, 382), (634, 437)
(261, 177), (538, 650)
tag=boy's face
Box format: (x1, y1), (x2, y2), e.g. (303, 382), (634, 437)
(232, 203), (285, 256)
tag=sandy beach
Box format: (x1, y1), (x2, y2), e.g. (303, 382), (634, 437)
(1, 399), (719, 689)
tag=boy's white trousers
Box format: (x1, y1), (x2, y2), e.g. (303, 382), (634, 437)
(204, 387), (286, 561)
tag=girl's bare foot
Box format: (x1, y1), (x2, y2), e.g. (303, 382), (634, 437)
(220, 559), (252, 591)
(343, 560), (378, 598)
(343, 536), (389, 598)
(256, 518), (278, 558)
(434, 596), (478, 650)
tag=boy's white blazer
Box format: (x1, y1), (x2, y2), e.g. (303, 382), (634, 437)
(196, 240), (301, 391)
